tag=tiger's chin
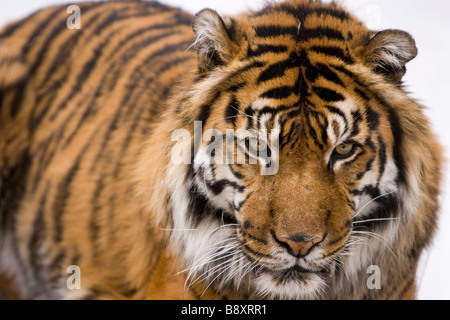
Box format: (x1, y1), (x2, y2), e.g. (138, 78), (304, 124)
(253, 265), (332, 300)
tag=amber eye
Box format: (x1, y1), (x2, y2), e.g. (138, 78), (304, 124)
(334, 142), (354, 155)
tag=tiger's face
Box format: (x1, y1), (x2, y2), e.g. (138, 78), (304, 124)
(170, 1), (417, 299)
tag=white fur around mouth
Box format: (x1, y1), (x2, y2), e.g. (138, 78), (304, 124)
(253, 266), (329, 299)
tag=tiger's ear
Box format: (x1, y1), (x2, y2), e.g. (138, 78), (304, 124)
(362, 29), (417, 83)
(193, 9), (239, 73)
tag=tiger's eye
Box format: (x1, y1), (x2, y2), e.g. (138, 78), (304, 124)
(335, 142), (354, 155)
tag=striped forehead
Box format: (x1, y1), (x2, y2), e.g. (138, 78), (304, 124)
(246, 95), (362, 150)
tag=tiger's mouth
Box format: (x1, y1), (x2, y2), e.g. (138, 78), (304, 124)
(260, 264), (332, 281)
(250, 260), (334, 299)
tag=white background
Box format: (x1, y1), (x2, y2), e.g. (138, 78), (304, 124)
(1, 0), (449, 300)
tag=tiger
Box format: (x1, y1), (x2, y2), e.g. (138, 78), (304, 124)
(0, 0), (443, 300)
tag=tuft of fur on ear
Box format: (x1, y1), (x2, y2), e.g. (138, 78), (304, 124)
(192, 9), (239, 73)
(362, 29), (418, 83)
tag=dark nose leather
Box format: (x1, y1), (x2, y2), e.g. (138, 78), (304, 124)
(277, 233), (323, 257)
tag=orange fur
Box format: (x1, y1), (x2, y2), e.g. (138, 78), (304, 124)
(0, 0), (442, 300)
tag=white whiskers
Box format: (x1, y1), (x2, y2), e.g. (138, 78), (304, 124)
(353, 191), (396, 219)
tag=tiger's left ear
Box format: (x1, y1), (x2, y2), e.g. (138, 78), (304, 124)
(361, 29), (418, 83)
(193, 9), (240, 73)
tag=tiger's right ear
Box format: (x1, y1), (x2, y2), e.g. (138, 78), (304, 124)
(193, 9), (240, 73)
(361, 29), (418, 83)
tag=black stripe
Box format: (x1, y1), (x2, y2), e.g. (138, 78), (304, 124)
(310, 46), (354, 64)
(353, 196), (399, 226)
(31, 7), (116, 127)
(306, 116), (323, 149)
(300, 27), (345, 41)
(355, 87), (369, 101)
(186, 181), (211, 226)
(322, 242), (347, 259)
(17, 5), (67, 51)
(257, 103), (298, 116)
(0, 151), (30, 232)
(207, 179), (245, 195)
(227, 82), (246, 92)
(319, 114), (329, 146)
(29, 4), (101, 74)
(312, 86), (345, 102)
(191, 91), (221, 161)
(257, 59), (292, 83)
(397, 277), (414, 299)
(306, 60), (346, 86)
(331, 64), (360, 81)
(215, 208), (238, 225)
(356, 158), (374, 180)
(39, 10), (103, 86)
(315, 63), (345, 87)
(241, 230), (267, 245)
(43, 4), (180, 86)
(326, 105), (346, 121)
(244, 107), (255, 129)
(225, 95), (239, 124)
(306, 109), (328, 148)
(9, 80), (27, 118)
(350, 110), (362, 136)
(252, 3), (350, 22)
(386, 108), (406, 184)
(261, 86), (293, 99)
(228, 164), (244, 179)
(331, 64), (369, 93)
(1, 154), (32, 290)
(90, 41), (192, 169)
(52, 127), (100, 243)
(328, 227), (351, 246)
(247, 44), (288, 57)
(198, 101), (213, 126)
(294, 4), (351, 22)
(52, 159), (81, 243)
(225, 18), (237, 41)
(32, 101), (80, 189)
(257, 52), (301, 84)
(47, 9), (134, 121)
(28, 184), (49, 270)
(64, 30), (185, 146)
(366, 106), (379, 131)
(112, 57), (192, 178)
(280, 121), (298, 149)
(365, 136), (376, 152)
(242, 243), (272, 259)
(34, 21), (187, 130)
(235, 61), (266, 75)
(377, 135), (387, 180)
(350, 184), (380, 198)
(90, 175), (105, 262)
(96, 27), (185, 92)
(341, 149), (366, 168)
(254, 25), (298, 38)
(47, 249), (66, 287)
(30, 134), (54, 193)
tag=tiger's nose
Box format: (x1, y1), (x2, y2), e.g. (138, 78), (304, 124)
(275, 233), (324, 257)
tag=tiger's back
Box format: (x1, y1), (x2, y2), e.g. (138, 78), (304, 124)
(0, 1), (197, 299)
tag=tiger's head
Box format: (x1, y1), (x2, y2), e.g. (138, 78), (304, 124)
(158, 0), (436, 299)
